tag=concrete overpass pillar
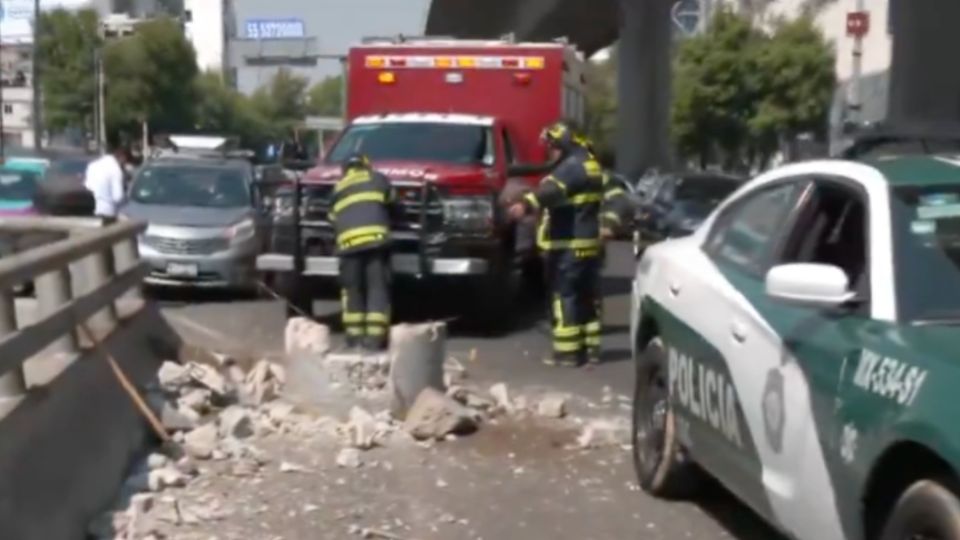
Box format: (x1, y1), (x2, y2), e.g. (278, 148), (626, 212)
(888, 0), (960, 122)
(616, 0), (673, 177)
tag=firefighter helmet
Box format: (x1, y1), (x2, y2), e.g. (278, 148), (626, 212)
(541, 120), (588, 153)
(341, 152), (371, 173)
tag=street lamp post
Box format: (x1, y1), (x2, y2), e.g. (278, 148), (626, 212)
(30, 0), (39, 150)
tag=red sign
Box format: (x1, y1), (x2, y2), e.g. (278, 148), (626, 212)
(847, 11), (870, 37)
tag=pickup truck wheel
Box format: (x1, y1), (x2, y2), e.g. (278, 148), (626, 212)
(879, 478), (960, 540)
(633, 337), (702, 499)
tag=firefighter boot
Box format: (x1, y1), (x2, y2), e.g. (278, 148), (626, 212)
(543, 350), (585, 368)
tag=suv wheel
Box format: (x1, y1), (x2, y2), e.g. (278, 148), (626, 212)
(632, 337), (702, 498)
(879, 479), (960, 540)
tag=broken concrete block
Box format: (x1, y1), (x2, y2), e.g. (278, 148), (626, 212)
(148, 467), (189, 491)
(187, 362), (230, 397)
(219, 406), (254, 440)
(158, 361), (191, 390)
(390, 322), (447, 419)
(160, 402), (199, 432)
(183, 424), (218, 460)
(336, 448), (362, 468)
(536, 394), (568, 418)
(345, 406), (379, 450)
(576, 418), (629, 449)
(146, 453), (169, 471)
(489, 383), (513, 413)
(403, 387), (478, 441)
(178, 388), (213, 414)
(263, 401), (296, 425)
(285, 317), (331, 355)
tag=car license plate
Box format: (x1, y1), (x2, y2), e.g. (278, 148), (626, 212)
(166, 262), (198, 277)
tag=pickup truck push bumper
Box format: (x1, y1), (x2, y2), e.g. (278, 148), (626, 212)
(256, 253), (489, 276)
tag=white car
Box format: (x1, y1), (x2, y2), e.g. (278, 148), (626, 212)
(630, 155), (960, 540)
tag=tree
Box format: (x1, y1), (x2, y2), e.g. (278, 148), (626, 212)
(250, 68), (309, 134)
(670, 8), (834, 170)
(584, 49), (617, 165)
(37, 8), (100, 134)
(307, 75), (343, 117)
(750, 16), (836, 161)
(194, 72), (270, 147)
(672, 8), (767, 170)
(103, 17), (198, 135)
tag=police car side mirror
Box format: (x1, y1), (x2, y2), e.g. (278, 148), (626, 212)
(765, 263), (857, 308)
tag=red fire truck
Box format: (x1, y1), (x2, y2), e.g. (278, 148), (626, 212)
(257, 36), (590, 326)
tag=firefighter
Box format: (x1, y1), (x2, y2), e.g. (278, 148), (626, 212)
(508, 120), (630, 367)
(331, 153), (394, 352)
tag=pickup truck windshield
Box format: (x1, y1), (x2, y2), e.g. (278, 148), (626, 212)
(131, 165), (250, 208)
(891, 184), (960, 321)
(327, 122), (495, 166)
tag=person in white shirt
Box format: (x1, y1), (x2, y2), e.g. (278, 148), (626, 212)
(84, 141), (129, 219)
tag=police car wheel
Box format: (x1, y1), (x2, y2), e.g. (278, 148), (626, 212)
(632, 337), (701, 499)
(879, 479), (960, 540)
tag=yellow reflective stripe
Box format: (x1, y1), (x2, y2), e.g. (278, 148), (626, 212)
(570, 193), (602, 205)
(553, 341), (582, 352)
(524, 192), (540, 209)
(333, 191), (386, 215)
(365, 313), (390, 324)
(334, 170), (372, 193)
(342, 312), (364, 323)
(553, 326), (581, 338)
(584, 336), (601, 346)
(604, 188), (625, 199)
(337, 225), (389, 244)
(346, 327), (365, 335)
(540, 238), (601, 250)
(584, 160), (602, 176)
(543, 176), (567, 193)
(584, 321), (601, 334)
(366, 326), (387, 336)
(536, 214), (549, 250)
(552, 296), (564, 327)
(602, 211), (622, 224)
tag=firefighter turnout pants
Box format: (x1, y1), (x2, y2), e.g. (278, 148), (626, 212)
(546, 249), (602, 364)
(339, 250), (391, 349)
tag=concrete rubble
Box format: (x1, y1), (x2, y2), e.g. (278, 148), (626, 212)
(90, 322), (633, 539)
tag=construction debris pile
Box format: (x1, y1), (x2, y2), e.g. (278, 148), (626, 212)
(88, 318), (627, 540)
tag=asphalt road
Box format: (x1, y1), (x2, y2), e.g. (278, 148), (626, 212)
(154, 241), (782, 540)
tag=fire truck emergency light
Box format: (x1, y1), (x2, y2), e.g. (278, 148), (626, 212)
(378, 72), (396, 84)
(445, 72), (464, 84)
(513, 72), (532, 85)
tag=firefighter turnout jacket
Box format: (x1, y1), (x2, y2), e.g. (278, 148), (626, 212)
(522, 147), (632, 254)
(330, 166), (394, 255)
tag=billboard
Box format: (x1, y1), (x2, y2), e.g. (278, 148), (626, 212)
(244, 18), (305, 39)
(0, 0), (36, 44)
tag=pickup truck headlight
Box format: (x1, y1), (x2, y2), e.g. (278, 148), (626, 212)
(226, 218), (256, 244)
(442, 197), (493, 233)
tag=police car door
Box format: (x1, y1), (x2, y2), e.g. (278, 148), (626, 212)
(704, 176), (863, 540)
(656, 179), (808, 519)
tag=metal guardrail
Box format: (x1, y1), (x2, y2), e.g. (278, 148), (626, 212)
(0, 217), (146, 409)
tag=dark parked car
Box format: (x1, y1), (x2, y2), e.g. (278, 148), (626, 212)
(632, 171), (744, 256)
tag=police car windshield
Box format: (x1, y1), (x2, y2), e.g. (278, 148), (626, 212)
(130, 165), (250, 208)
(0, 169), (39, 200)
(327, 122), (495, 166)
(891, 184), (960, 322)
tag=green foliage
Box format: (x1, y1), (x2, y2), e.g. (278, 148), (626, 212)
(584, 49), (617, 164)
(38, 8), (100, 133)
(193, 72), (271, 147)
(671, 8), (835, 170)
(250, 68), (309, 133)
(103, 17), (198, 134)
(307, 75), (344, 117)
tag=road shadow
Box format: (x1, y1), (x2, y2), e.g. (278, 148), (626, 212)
(695, 480), (787, 540)
(145, 285), (260, 306)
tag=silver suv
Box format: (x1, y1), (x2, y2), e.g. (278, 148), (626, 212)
(121, 152), (271, 291)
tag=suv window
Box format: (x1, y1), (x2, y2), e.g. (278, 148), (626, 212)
(705, 182), (803, 273)
(780, 180), (869, 299)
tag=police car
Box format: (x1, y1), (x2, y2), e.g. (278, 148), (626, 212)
(630, 154), (960, 540)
